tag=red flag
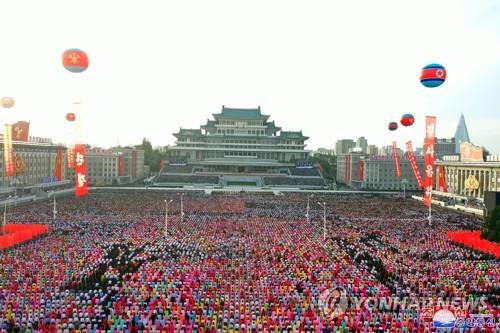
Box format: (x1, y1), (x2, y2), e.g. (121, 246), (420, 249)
(74, 144), (88, 197)
(3, 125), (16, 177)
(118, 155), (124, 176)
(437, 165), (448, 192)
(359, 160), (364, 181)
(392, 141), (401, 178)
(54, 148), (63, 181)
(406, 141), (424, 189)
(424, 116), (436, 207)
(11, 121), (30, 142)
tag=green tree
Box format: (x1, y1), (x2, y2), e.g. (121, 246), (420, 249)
(312, 154), (336, 181)
(135, 138), (168, 172)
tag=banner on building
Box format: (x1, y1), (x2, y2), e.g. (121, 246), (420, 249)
(436, 165), (448, 193)
(392, 141), (401, 178)
(460, 142), (484, 162)
(11, 121), (30, 142)
(406, 141), (424, 189)
(344, 155), (351, 183)
(74, 144), (88, 197)
(3, 125), (15, 177)
(14, 156), (26, 174)
(54, 148), (63, 181)
(359, 160), (364, 181)
(67, 146), (75, 169)
(424, 116), (436, 207)
(118, 155), (124, 176)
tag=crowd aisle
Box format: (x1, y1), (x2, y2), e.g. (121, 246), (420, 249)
(0, 191), (498, 332)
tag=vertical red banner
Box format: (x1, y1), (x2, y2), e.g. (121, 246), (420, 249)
(3, 125), (16, 177)
(406, 141), (424, 188)
(344, 155), (351, 182)
(74, 144), (88, 197)
(437, 165), (448, 192)
(359, 160), (364, 181)
(392, 141), (401, 178)
(67, 145), (75, 169)
(54, 148), (63, 181)
(118, 155), (124, 176)
(424, 116), (436, 207)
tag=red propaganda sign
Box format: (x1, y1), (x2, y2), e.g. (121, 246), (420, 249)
(392, 141), (401, 178)
(424, 116), (436, 207)
(54, 148), (63, 181)
(437, 165), (448, 193)
(74, 144), (88, 197)
(11, 121), (30, 142)
(406, 141), (424, 189)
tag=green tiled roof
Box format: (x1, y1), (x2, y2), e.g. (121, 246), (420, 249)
(174, 128), (203, 137)
(213, 106), (269, 120)
(280, 131), (308, 140)
(265, 121), (281, 131)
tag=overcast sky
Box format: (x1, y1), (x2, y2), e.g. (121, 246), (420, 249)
(1, 0), (499, 153)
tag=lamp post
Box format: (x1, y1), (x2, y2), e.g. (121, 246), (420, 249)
(306, 194), (314, 223)
(317, 201), (327, 241)
(180, 193), (184, 222)
(2, 195), (11, 235)
(164, 199), (173, 237)
(401, 179), (408, 199)
(48, 191), (57, 221)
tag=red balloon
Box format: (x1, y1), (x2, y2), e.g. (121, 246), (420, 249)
(66, 113), (76, 122)
(400, 114), (415, 127)
(388, 122), (398, 131)
(62, 48), (89, 73)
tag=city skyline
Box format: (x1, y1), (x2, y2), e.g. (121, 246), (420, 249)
(1, 0), (499, 153)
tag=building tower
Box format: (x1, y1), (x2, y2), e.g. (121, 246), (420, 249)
(454, 113), (470, 153)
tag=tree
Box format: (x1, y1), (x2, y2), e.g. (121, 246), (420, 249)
(312, 154), (336, 181)
(135, 138), (168, 172)
(481, 205), (500, 242)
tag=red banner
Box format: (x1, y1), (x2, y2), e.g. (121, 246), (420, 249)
(118, 155), (124, 176)
(67, 146), (75, 169)
(424, 116), (436, 207)
(3, 125), (16, 177)
(11, 121), (30, 142)
(359, 160), (364, 181)
(406, 141), (424, 189)
(392, 141), (401, 178)
(54, 148), (63, 181)
(437, 165), (448, 192)
(344, 155), (351, 182)
(74, 144), (88, 197)
(132, 150), (137, 179)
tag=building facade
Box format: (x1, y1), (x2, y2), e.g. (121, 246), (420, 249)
(436, 159), (500, 199)
(435, 138), (456, 159)
(337, 154), (424, 191)
(335, 139), (355, 156)
(0, 138), (69, 189)
(112, 147), (145, 182)
(168, 106), (311, 173)
(356, 136), (368, 153)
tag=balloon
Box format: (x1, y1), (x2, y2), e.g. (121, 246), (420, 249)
(66, 113), (76, 122)
(420, 63), (446, 88)
(62, 48), (89, 73)
(400, 113), (415, 127)
(1, 97), (15, 108)
(388, 122), (398, 131)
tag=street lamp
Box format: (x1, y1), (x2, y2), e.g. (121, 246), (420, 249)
(164, 199), (173, 237)
(306, 194), (314, 223)
(180, 193), (185, 222)
(48, 190), (57, 221)
(317, 201), (327, 241)
(401, 179), (408, 199)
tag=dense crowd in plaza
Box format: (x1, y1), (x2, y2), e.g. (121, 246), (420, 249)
(0, 191), (498, 332)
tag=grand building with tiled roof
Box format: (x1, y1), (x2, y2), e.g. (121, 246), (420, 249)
(168, 106), (312, 174)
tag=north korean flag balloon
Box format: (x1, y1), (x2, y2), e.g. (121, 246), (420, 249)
(400, 113), (415, 127)
(66, 113), (76, 122)
(388, 122), (398, 131)
(420, 63), (446, 88)
(62, 48), (89, 73)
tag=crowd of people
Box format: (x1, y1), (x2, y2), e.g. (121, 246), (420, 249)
(0, 191), (498, 332)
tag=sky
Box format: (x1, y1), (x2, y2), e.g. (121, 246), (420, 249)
(0, 0), (499, 153)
